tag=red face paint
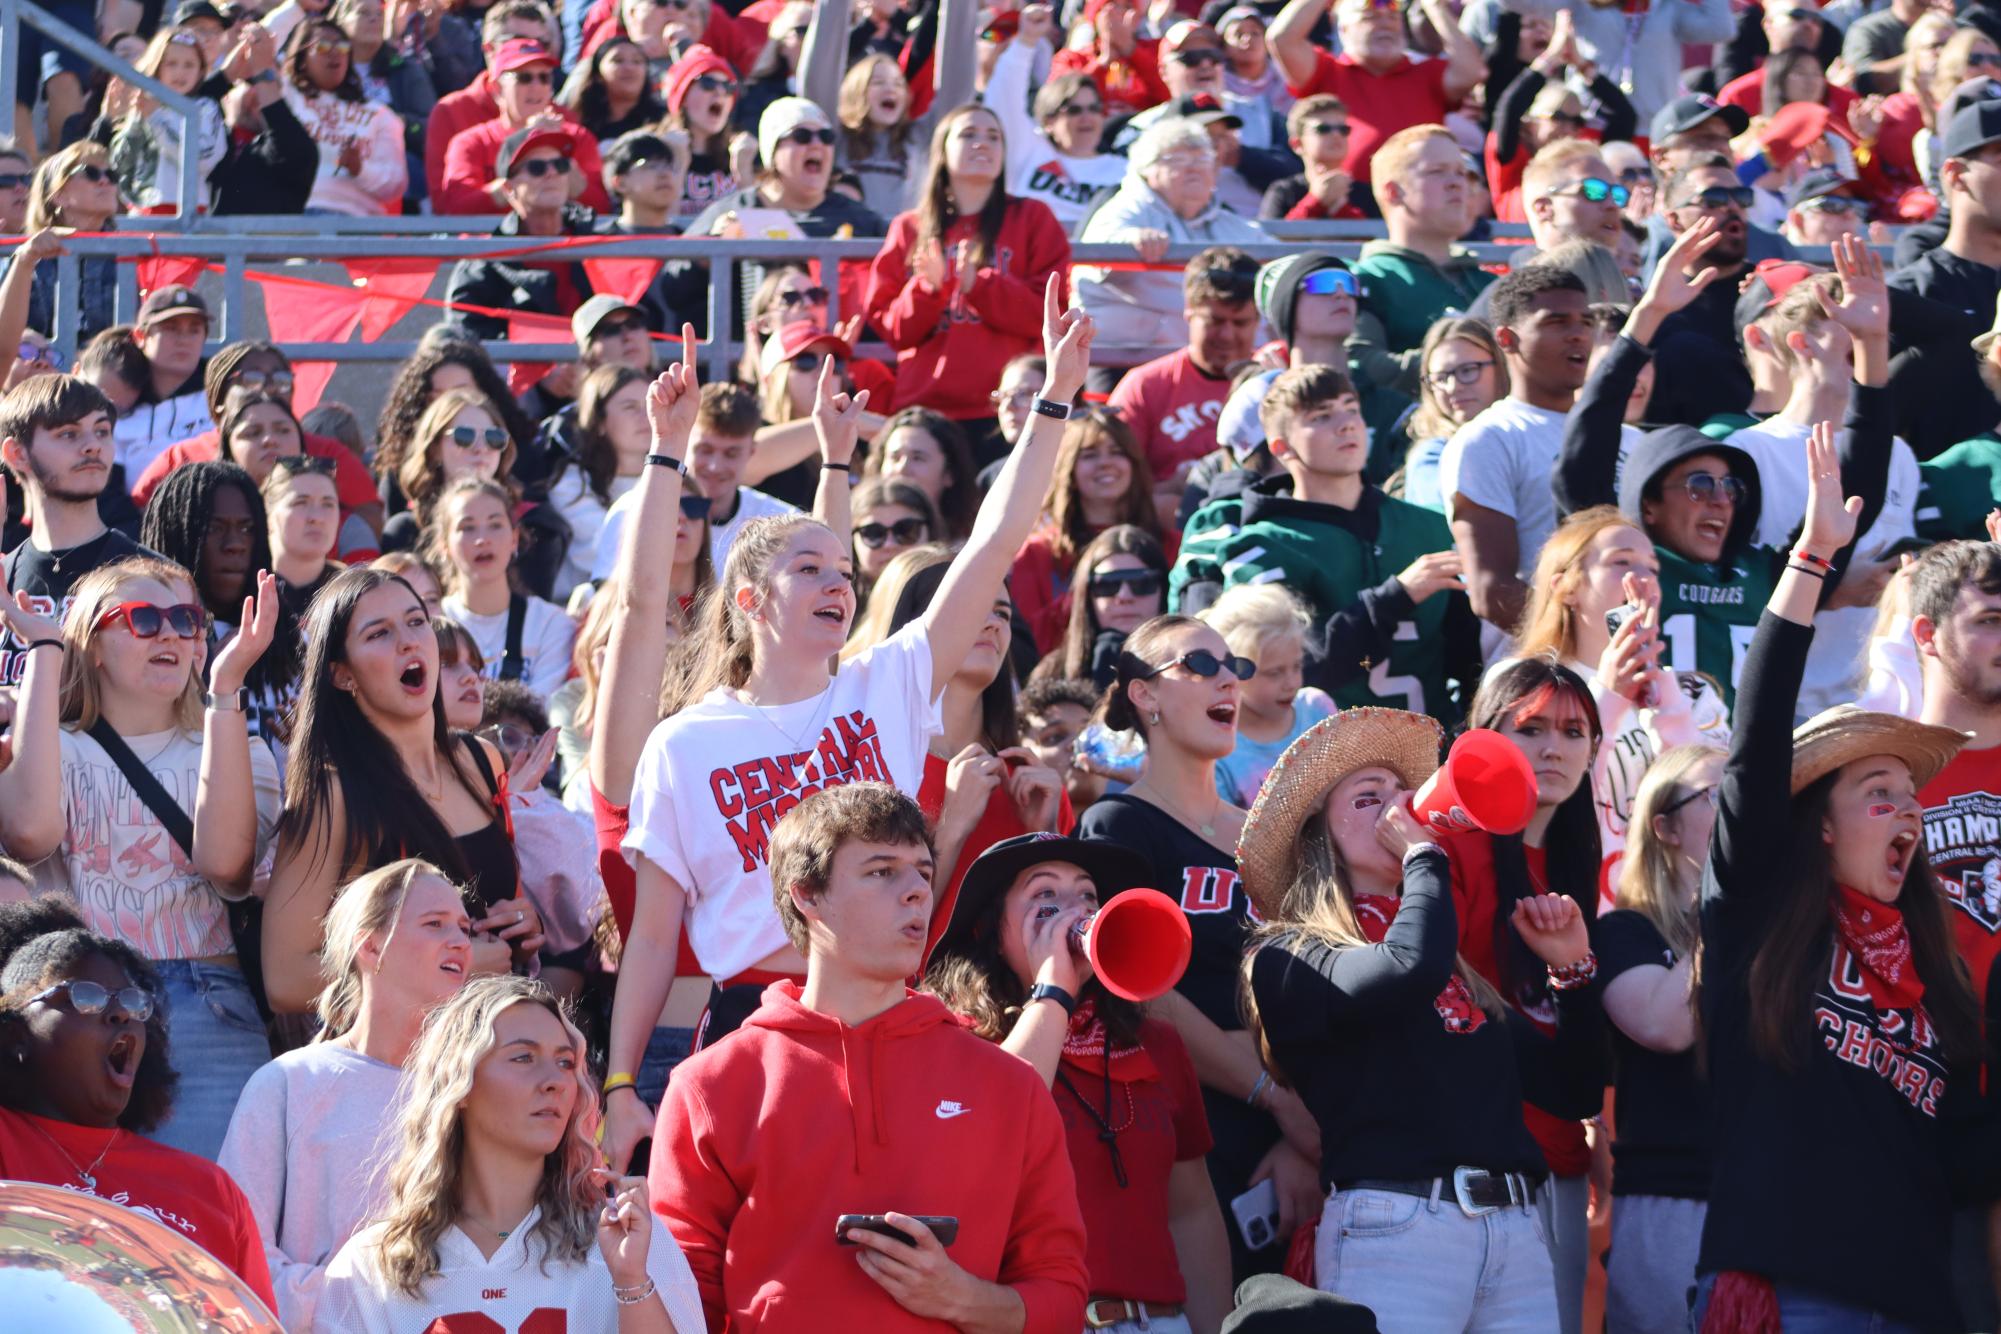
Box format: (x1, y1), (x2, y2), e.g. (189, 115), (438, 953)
(1868, 803), (1896, 818)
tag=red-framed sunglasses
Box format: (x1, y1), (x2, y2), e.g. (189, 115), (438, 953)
(97, 602), (206, 639)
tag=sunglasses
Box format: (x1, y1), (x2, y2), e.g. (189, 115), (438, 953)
(98, 601), (205, 639)
(789, 350), (846, 374)
(310, 34), (352, 51)
(1970, 50), (2001, 67)
(1427, 358), (1493, 388)
(1133, 648), (1258, 681)
(1660, 783), (1717, 816)
(1299, 268), (1360, 297)
(28, 978), (155, 1023)
(0, 173), (29, 190)
(167, 29), (202, 44)
(779, 126), (837, 147)
(1057, 100), (1104, 118)
(593, 315), (647, 339)
(449, 425), (510, 450)
(1547, 110), (1587, 128)
(853, 517), (928, 548)
(232, 368), (294, 393)
(66, 163), (111, 185)
(679, 493), (711, 520)
(1799, 194), (1859, 214)
(1087, 569), (1163, 599)
(691, 73), (738, 95)
(1680, 471), (1746, 505)
(1171, 49), (1226, 66)
(1686, 184), (1755, 210)
(1305, 119), (1350, 136)
(1556, 176), (1631, 207)
(272, 453), (337, 477)
(1619, 166), (1654, 186)
(777, 285), (830, 308)
(17, 343), (65, 369)
(510, 155), (570, 178)
(508, 68), (555, 84)
(1198, 266), (1257, 298)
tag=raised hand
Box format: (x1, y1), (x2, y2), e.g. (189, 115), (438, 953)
(1799, 419), (1863, 559)
(1040, 273), (1095, 403)
(506, 727), (559, 792)
(1819, 232), (1889, 342)
(953, 239), (977, 296)
(810, 354), (870, 469)
(1639, 215), (1724, 313)
(1017, 2), (1055, 46)
(1511, 892), (1590, 968)
(644, 324), (701, 455)
(0, 589), (64, 651)
(914, 238), (948, 290)
(209, 570), (279, 697)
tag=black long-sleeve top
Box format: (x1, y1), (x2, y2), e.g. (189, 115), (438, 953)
(1250, 845), (1606, 1190)
(1697, 611), (1959, 1328)
(1488, 65), (1637, 173)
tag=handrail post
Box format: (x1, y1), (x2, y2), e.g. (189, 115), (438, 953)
(52, 251), (80, 362)
(0, 3), (20, 132)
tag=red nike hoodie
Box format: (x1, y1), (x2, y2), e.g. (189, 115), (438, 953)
(650, 982), (1089, 1334)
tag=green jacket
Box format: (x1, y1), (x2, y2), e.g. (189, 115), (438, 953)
(1351, 241), (1500, 396)
(1917, 432), (2001, 541)
(1171, 475), (1482, 726)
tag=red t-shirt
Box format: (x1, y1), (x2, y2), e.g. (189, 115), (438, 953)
(0, 1106), (277, 1312)
(1920, 745), (2001, 1016)
(1106, 348), (1235, 484)
(132, 429), (377, 513)
(436, 112), (612, 217)
(1053, 1018), (1212, 1304)
(1716, 68), (1859, 121)
(1285, 51), (1451, 184)
(917, 749), (1075, 958)
(592, 781), (702, 976)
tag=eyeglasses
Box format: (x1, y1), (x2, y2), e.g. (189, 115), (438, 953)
(310, 34), (353, 51)
(1056, 101), (1104, 118)
(17, 343), (65, 369)
(1799, 194), (1860, 215)
(778, 127), (837, 147)
(1171, 49), (1226, 66)
(990, 384), (1038, 406)
(1087, 569), (1163, 599)
(510, 155), (570, 178)
(271, 454), (337, 478)
(853, 517), (928, 548)
(691, 73), (738, 95)
(97, 602), (205, 639)
(776, 285), (829, 308)
(1660, 783), (1717, 816)
(1426, 359), (1493, 388)
(1684, 184), (1755, 210)
(1680, 471), (1747, 506)
(65, 163), (110, 185)
(592, 315), (647, 339)
(1618, 166), (1654, 186)
(1554, 176), (1631, 207)
(1299, 268), (1360, 297)
(166, 29), (202, 45)
(27, 979), (155, 1023)
(507, 68), (555, 84)
(789, 350), (846, 374)
(480, 721), (537, 756)
(232, 368), (294, 393)
(1304, 119), (1350, 136)
(0, 173), (30, 190)
(448, 425), (510, 450)
(1132, 648), (1258, 681)
(679, 493), (711, 520)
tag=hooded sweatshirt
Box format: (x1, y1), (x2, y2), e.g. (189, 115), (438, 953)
(1351, 239), (1499, 391)
(650, 983), (1089, 1333)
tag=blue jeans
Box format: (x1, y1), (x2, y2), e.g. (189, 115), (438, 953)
(1314, 1185), (1559, 1332)
(1691, 1275), (1924, 1333)
(146, 961), (271, 1162)
(636, 1025), (697, 1106)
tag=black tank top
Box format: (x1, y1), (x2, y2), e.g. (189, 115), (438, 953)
(456, 737), (520, 911)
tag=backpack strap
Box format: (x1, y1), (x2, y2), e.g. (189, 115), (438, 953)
(498, 592), (527, 683)
(86, 719), (194, 858)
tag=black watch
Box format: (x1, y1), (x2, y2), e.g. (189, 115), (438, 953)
(1029, 396), (1073, 421)
(1028, 982), (1077, 1015)
(645, 452), (687, 474)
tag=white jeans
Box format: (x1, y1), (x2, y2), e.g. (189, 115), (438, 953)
(1088, 1313), (1194, 1334)
(1314, 1185), (1560, 1333)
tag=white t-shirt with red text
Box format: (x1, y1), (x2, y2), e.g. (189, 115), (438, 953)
(623, 621), (940, 980)
(317, 1208), (704, 1334)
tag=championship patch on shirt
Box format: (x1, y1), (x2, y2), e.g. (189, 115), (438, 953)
(1923, 788), (2001, 933)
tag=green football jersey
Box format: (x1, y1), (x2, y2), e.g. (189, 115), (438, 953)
(1655, 546), (1777, 707)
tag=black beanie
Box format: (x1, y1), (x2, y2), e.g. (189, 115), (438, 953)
(1255, 251), (1350, 345)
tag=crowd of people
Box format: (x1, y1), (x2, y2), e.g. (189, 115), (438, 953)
(12, 0), (2001, 1330)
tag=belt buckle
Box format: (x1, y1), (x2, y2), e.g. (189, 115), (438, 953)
(1084, 1299), (1125, 1329)
(1452, 1165), (1500, 1217)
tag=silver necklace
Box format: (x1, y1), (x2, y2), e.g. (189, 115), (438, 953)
(25, 1117), (120, 1191)
(743, 680), (835, 757)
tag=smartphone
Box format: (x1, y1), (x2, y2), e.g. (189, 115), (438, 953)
(1230, 1181), (1280, 1251)
(834, 1214), (959, 1247)
(1604, 602), (1642, 638)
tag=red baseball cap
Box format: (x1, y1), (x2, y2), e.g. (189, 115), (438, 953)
(759, 324), (852, 380)
(494, 37), (558, 74)
(496, 122), (576, 177)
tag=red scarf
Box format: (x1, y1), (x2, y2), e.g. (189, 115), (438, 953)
(1832, 884), (1926, 1013)
(1059, 1000), (1157, 1084)
(1354, 894), (1487, 1035)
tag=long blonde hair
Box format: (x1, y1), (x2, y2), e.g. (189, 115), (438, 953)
(59, 557), (205, 732)
(662, 512), (829, 713)
(27, 142), (112, 230)
(1241, 807), (1503, 1084)
(1513, 505), (1636, 658)
(841, 542), (952, 663)
(315, 858), (455, 1039)
(369, 977), (600, 1297)
(1615, 745), (1721, 958)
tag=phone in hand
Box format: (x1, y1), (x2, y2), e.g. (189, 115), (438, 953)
(1229, 1180), (1280, 1251)
(1604, 602), (1643, 638)
(835, 1214), (959, 1247)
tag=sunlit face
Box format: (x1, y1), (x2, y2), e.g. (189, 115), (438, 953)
(495, 61), (557, 120)
(304, 24), (351, 89)
(270, 472), (340, 564)
(336, 581), (437, 725)
(761, 269), (828, 336)
(363, 874), (473, 1011)
(943, 109), (1004, 182)
(226, 402), (304, 484)
(1564, 522), (1660, 629)
(141, 313), (209, 384)
(1273, 393), (1368, 479)
(1923, 585), (2001, 709)
(504, 144), (570, 213)
(1491, 693), (1595, 809)
(681, 68), (737, 133)
(1825, 756), (1924, 903)
(1242, 630), (1303, 719)
(392, 563), (444, 617)
(852, 501), (928, 581)
(1044, 83), (1104, 157)
(437, 405), (505, 483)
(198, 486), (257, 614)
(1087, 552), (1161, 635)
(746, 524), (856, 657)
(1535, 155), (1622, 247)
(1425, 336), (1500, 426)
(0, 155), (31, 230)
(158, 39), (204, 95)
(1642, 453), (1739, 565)
(995, 362), (1044, 442)
(1503, 289), (1593, 397)
(598, 380), (651, 462)
(1163, 34), (1226, 96)
(880, 426), (949, 503)
(672, 497), (707, 569)
(1320, 764), (1407, 891)
(998, 862), (1101, 987)
(799, 839), (935, 981)
(344, 0), (386, 46)
(1654, 753), (1723, 880)
(446, 491), (517, 587)
(440, 640), (485, 729)
(90, 574), (201, 701)
(1335, 0), (1404, 65)
(462, 1003), (581, 1160)
(957, 589), (1013, 690)
(602, 42), (648, 96)
(690, 429), (753, 500)
(1125, 622), (1240, 761)
(1143, 145), (1218, 220)
(865, 60), (909, 127)
(1072, 433), (1134, 509)
(1186, 298), (1259, 377)
(770, 118), (834, 195)
(51, 155), (117, 224)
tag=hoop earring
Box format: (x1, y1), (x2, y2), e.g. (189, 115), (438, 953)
(1149, 711), (1161, 726)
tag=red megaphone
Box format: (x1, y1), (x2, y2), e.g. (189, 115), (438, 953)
(1412, 728), (1539, 836)
(1067, 888), (1193, 1002)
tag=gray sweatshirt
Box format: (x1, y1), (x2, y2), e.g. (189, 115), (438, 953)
(218, 1042), (406, 1332)
(1497, 0), (1735, 128)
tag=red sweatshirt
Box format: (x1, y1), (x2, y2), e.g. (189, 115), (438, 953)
(864, 200), (1071, 423)
(1048, 41), (1168, 119)
(650, 983), (1090, 1333)
(437, 111), (612, 216)
(426, 72), (497, 203)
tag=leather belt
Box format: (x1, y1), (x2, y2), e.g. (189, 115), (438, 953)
(1084, 1298), (1185, 1328)
(1337, 1167), (1542, 1216)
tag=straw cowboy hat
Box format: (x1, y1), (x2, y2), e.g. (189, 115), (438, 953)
(1236, 708), (1445, 918)
(1790, 706), (1969, 796)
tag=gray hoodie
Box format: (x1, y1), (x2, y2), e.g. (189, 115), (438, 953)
(1075, 177), (1266, 355)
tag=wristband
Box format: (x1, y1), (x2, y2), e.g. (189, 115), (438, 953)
(1791, 548), (1834, 571)
(1786, 562), (1828, 580)
(821, 460), (852, 472)
(24, 638), (62, 653)
(645, 452), (687, 474)
(1029, 396), (1073, 421)
(1247, 1070), (1271, 1108)
(1546, 951), (1599, 992)
(613, 1278), (656, 1305)
(1027, 982), (1076, 1015)
(602, 1071), (637, 1096)
(203, 688), (247, 712)
(250, 69), (277, 84)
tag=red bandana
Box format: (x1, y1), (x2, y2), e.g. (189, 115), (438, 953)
(1059, 1000), (1158, 1084)
(1355, 894), (1487, 1035)
(1832, 885), (1926, 1013)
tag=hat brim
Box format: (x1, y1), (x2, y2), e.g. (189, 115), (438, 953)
(501, 128), (575, 176)
(1789, 707), (1970, 796)
(577, 302), (642, 341)
(1187, 111), (1246, 129)
(930, 836), (1155, 966)
(140, 304), (208, 326)
(1236, 708), (1445, 919)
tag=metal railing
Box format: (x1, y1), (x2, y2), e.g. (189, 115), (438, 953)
(2, 0), (206, 220)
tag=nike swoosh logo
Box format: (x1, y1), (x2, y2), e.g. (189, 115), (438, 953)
(936, 1107), (971, 1119)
